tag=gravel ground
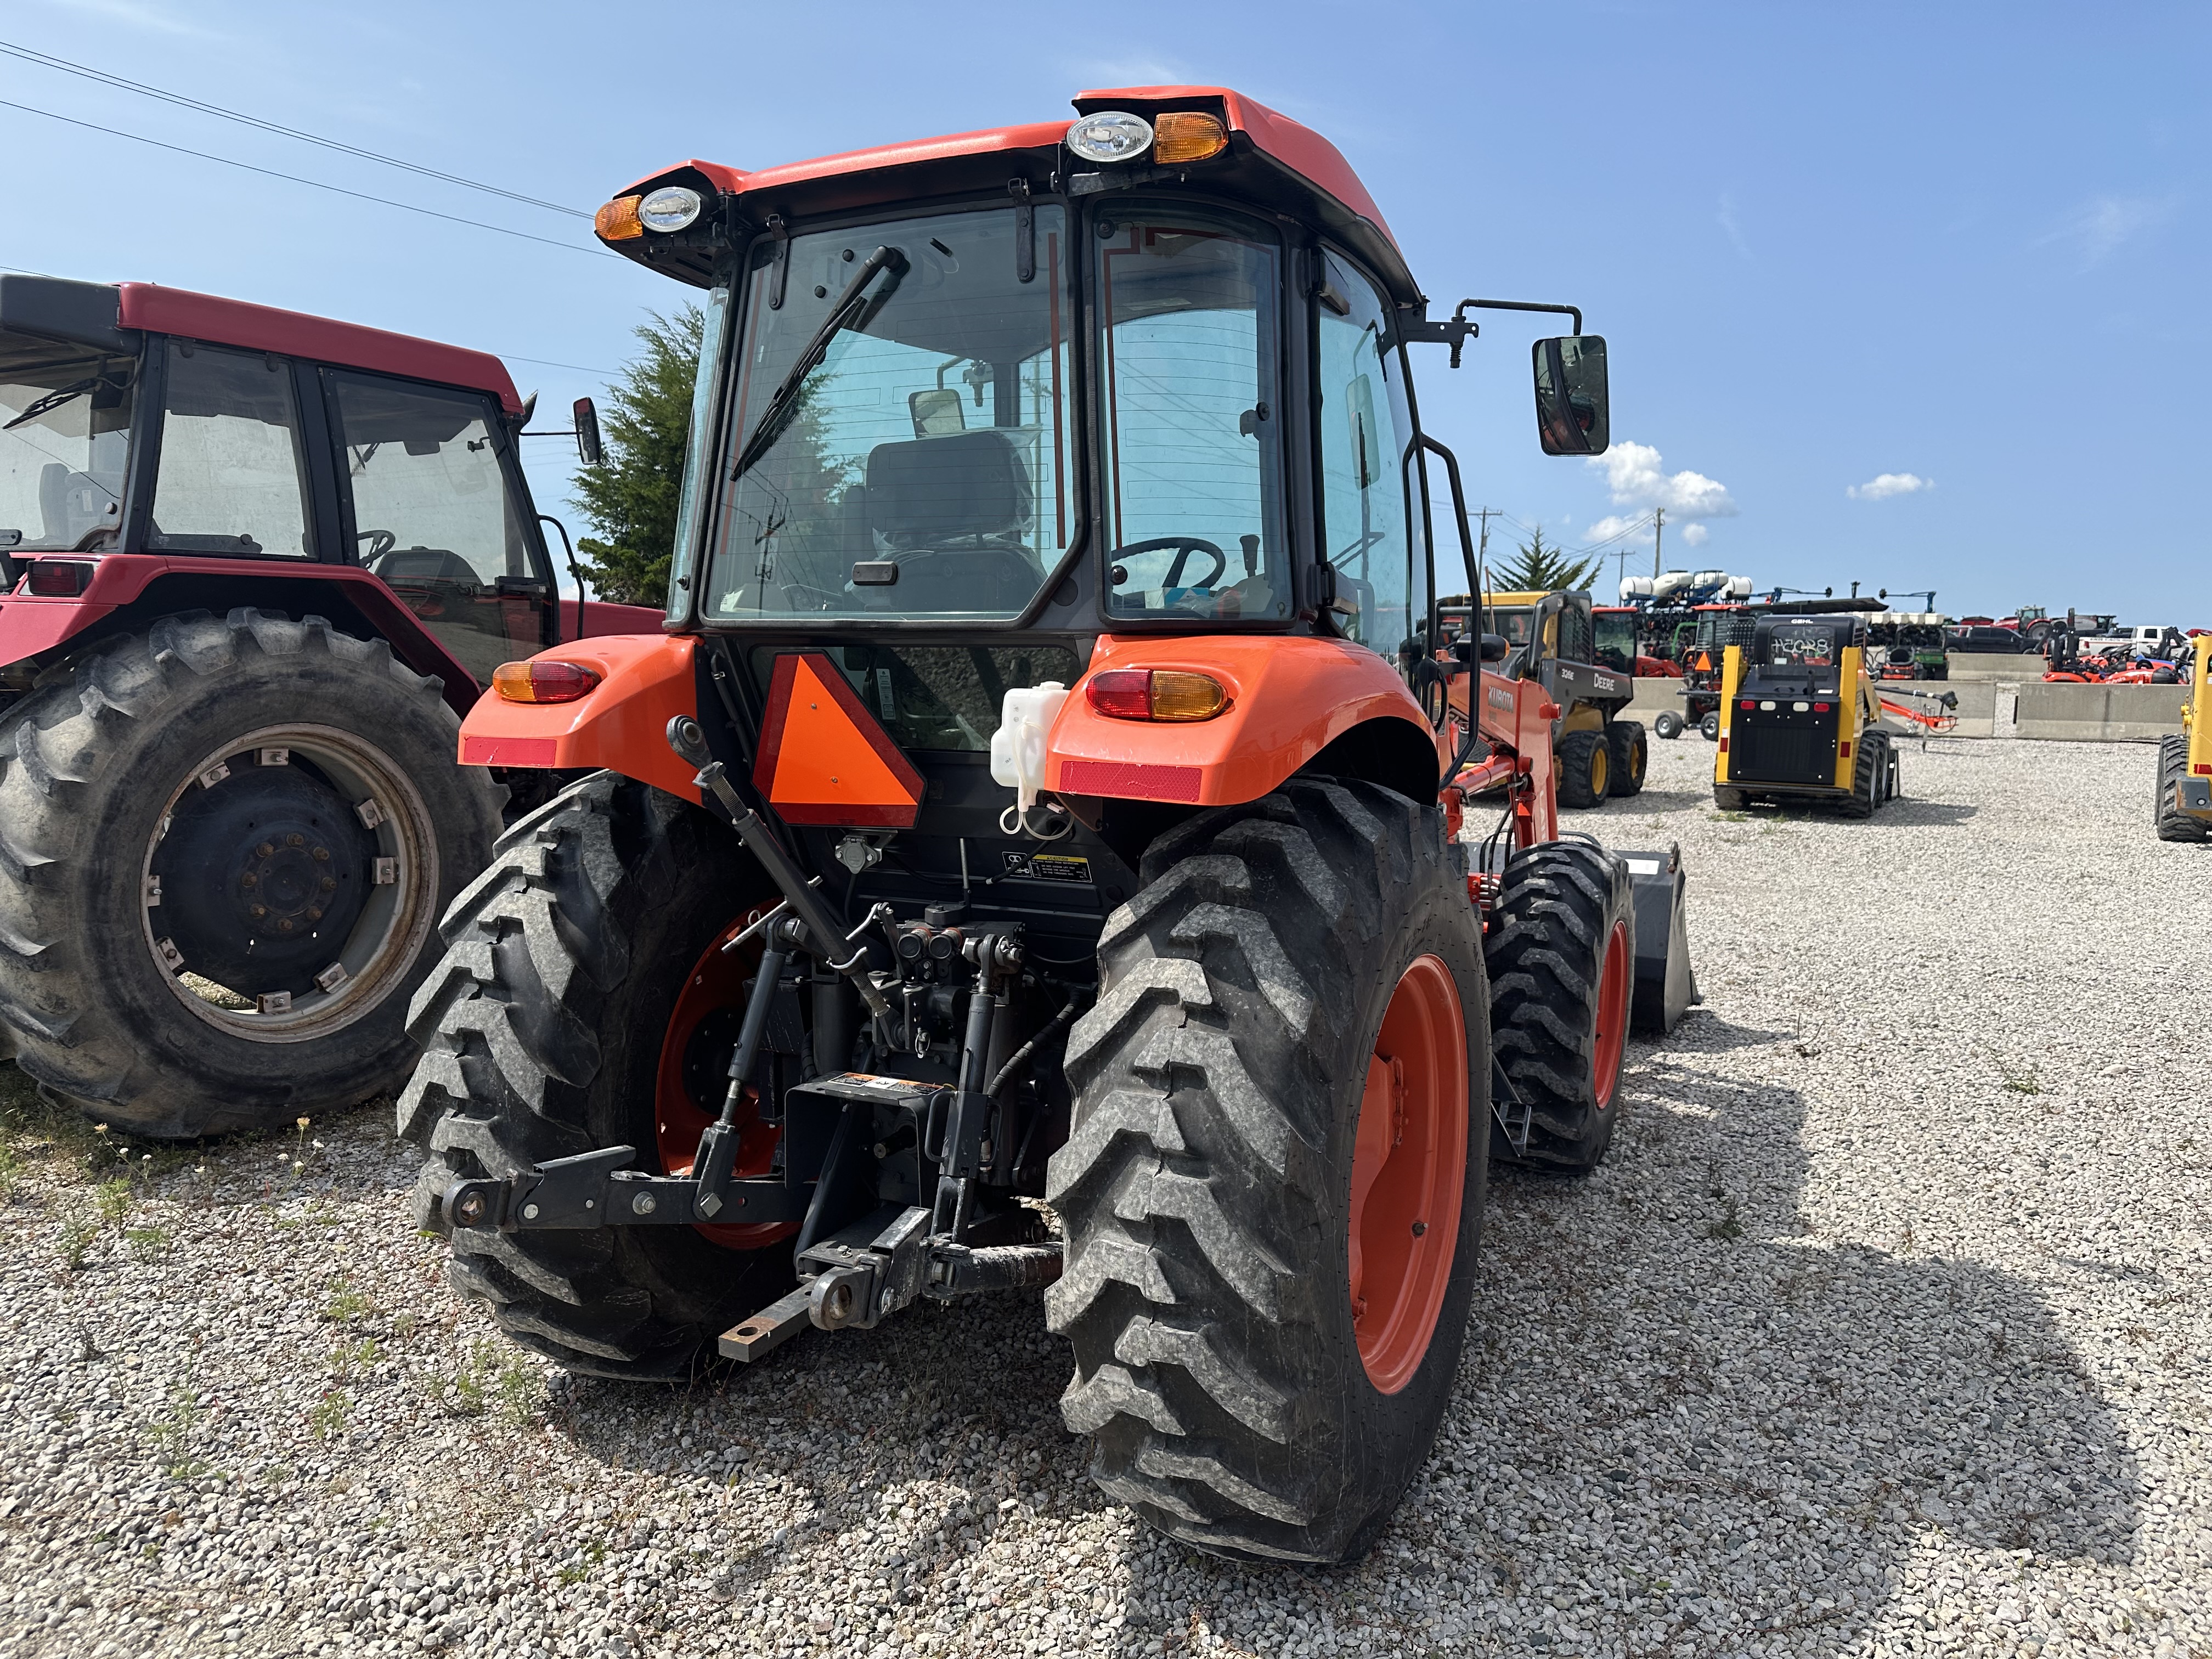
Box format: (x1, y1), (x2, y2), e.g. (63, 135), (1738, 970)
(2, 733), (2208, 1659)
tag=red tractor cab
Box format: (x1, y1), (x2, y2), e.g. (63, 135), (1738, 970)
(0, 276), (660, 1138)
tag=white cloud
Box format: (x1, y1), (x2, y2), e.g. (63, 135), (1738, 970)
(1584, 514), (1643, 544)
(1847, 472), (1933, 501)
(1679, 523), (1710, 548)
(2036, 195), (2176, 270)
(1588, 440), (1739, 521)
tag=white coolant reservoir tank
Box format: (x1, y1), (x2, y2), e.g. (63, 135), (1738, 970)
(990, 682), (1069, 814)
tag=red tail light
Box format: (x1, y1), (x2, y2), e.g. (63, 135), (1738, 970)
(1813, 701), (1832, 713)
(1084, 668), (1230, 722)
(493, 660), (602, 704)
(1739, 699), (1754, 710)
(25, 560), (94, 596)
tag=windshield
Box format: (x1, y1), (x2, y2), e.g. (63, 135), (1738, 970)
(1593, 611), (1638, 672)
(0, 348), (134, 551)
(704, 204), (1070, 622)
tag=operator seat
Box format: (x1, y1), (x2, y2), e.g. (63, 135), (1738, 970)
(861, 430), (1042, 612)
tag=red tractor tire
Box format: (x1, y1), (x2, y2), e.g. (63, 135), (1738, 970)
(0, 608), (502, 1138)
(1047, 777), (1489, 1565)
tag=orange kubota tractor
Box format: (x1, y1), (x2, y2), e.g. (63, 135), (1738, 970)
(399, 88), (1696, 1565)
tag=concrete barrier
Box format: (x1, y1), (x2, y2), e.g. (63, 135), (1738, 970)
(1944, 651), (2044, 680)
(2015, 681), (2186, 742)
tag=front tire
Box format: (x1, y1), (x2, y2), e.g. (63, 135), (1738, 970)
(1047, 778), (1488, 1564)
(0, 609), (502, 1138)
(399, 772), (793, 1378)
(1484, 842), (1634, 1171)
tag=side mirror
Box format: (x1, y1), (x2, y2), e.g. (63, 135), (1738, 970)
(572, 397), (605, 467)
(1532, 335), (1609, 456)
(908, 387), (965, 438)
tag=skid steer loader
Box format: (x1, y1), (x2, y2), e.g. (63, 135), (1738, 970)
(1713, 611), (1899, 815)
(2155, 634), (2210, 842)
(1458, 586), (1643, 806)
(398, 86), (1696, 1566)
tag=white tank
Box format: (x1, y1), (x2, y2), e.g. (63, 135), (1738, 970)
(1722, 575), (1754, 600)
(1619, 575), (1656, 603)
(1651, 571), (1692, 603)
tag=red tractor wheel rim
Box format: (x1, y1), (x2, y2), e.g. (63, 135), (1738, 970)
(1592, 919), (1630, 1109)
(653, 909), (793, 1249)
(1347, 955), (1469, 1395)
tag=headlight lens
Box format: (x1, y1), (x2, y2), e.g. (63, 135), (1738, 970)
(1065, 111), (1153, 164)
(638, 186), (703, 233)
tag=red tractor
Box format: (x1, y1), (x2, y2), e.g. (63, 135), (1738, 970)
(400, 87), (1696, 1564)
(0, 276), (659, 1138)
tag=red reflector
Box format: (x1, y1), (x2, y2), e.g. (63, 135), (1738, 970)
(25, 560), (93, 596)
(493, 659), (601, 703)
(2196, 763), (2212, 776)
(1813, 701), (1832, 713)
(460, 734), (557, 766)
(1839, 741), (1852, 759)
(1058, 757), (1203, 802)
(1085, 669), (1154, 720)
(1717, 735), (1728, 752)
(1739, 699), (1755, 710)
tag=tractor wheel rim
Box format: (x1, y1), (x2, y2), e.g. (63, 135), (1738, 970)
(139, 724), (438, 1042)
(1346, 954), (1469, 1395)
(654, 908), (793, 1249)
(1592, 919), (1631, 1109)
(1591, 745), (1609, 795)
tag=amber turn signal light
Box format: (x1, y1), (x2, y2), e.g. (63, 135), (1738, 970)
(1085, 668), (1230, 722)
(595, 196), (644, 242)
(493, 660), (602, 704)
(1151, 111), (1229, 165)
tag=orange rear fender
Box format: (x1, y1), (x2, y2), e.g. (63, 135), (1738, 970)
(1050, 634), (1442, 806)
(458, 634), (700, 800)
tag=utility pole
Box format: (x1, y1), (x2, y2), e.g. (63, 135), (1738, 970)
(1471, 507), (1498, 590)
(1652, 506), (1664, 579)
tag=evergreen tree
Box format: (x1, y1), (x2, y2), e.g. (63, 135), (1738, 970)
(1491, 525), (1599, 593)
(571, 306), (702, 607)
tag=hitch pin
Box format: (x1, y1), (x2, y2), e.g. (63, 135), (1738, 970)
(719, 881), (821, 955)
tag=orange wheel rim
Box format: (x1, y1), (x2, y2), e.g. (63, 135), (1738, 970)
(653, 909), (793, 1249)
(1592, 919), (1630, 1109)
(1347, 955), (1469, 1395)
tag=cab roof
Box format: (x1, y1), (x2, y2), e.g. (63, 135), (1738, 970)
(609, 86), (1420, 307)
(0, 275), (522, 413)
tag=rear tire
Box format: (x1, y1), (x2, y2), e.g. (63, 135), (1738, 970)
(2155, 734), (2207, 842)
(1838, 732), (1885, 819)
(1047, 777), (1488, 1564)
(1555, 729), (1611, 809)
(1712, 786), (1747, 810)
(398, 771), (793, 1378)
(0, 609), (502, 1138)
(1605, 720), (1647, 797)
(1652, 710), (1683, 741)
(1483, 842), (1634, 1171)
(1699, 711), (1721, 742)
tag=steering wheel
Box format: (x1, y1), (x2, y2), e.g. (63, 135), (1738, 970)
(1109, 536), (1225, 591)
(357, 529), (397, 566)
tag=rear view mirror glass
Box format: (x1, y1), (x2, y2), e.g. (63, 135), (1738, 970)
(909, 388), (965, 438)
(572, 396), (605, 466)
(1533, 335), (1608, 456)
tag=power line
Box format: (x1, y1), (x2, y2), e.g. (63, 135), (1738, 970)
(0, 38), (589, 219)
(0, 98), (618, 260)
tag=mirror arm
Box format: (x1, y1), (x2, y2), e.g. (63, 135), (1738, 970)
(1393, 299), (1587, 368)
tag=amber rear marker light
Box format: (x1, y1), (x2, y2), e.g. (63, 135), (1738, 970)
(595, 196), (644, 241)
(1086, 668), (1229, 722)
(493, 661), (602, 704)
(1152, 111), (1228, 164)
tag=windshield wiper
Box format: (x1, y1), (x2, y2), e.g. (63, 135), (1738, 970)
(729, 244), (908, 484)
(3, 376), (104, 432)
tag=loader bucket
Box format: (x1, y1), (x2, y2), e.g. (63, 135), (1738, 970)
(1617, 845), (1697, 1035)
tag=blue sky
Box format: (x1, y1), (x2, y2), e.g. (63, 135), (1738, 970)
(4, 0), (2205, 622)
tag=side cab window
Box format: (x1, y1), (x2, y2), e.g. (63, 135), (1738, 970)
(1314, 251), (1429, 687)
(328, 371), (547, 686)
